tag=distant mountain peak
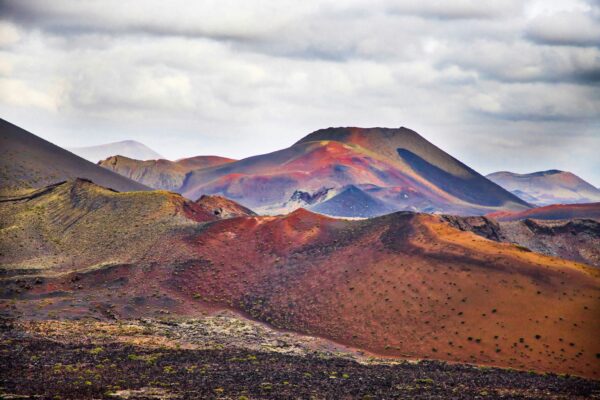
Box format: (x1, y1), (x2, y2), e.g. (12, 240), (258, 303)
(487, 169), (600, 206)
(493, 170), (565, 178)
(295, 126), (421, 146)
(538, 169), (563, 175)
(88, 124), (530, 217)
(70, 139), (152, 148)
(99, 155), (236, 191)
(310, 184), (394, 218)
(114, 139), (144, 145)
(67, 140), (163, 162)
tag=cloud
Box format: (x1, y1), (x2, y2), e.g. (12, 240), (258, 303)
(387, 0), (523, 20)
(526, 10), (600, 47)
(468, 82), (600, 121)
(0, 21), (21, 47)
(439, 40), (600, 84)
(0, 0), (311, 41)
(0, 0), (598, 185)
(0, 78), (62, 110)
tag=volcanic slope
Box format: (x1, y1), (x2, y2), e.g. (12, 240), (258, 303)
(0, 179), (218, 274)
(488, 170), (600, 206)
(442, 215), (600, 268)
(489, 202), (600, 222)
(310, 184), (394, 218)
(196, 194), (257, 219)
(2, 180), (598, 378)
(99, 155), (235, 191)
(0, 119), (150, 195)
(179, 127), (529, 216)
(67, 140), (163, 163)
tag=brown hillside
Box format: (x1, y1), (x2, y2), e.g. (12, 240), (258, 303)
(0, 179), (216, 272)
(99, 155), (235, 191)
(0, 118), (150, 195)
(174, 210), (600, 378)
(1, 180), (598, 378)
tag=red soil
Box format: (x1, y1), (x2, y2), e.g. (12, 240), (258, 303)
(168, 211), (600, 378)
(3, 181), (599, 378)
(188, 140), (452, 210)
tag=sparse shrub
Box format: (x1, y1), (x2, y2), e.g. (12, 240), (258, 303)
(514, 244), (531, 252)
(163, 365), (175, 374)
(89, 347), (103, 355)
(415, 378), (434, 385)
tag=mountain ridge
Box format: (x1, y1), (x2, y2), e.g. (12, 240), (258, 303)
(0, 118), (150, 194)
(153, 127), (531, 216)
(487, 170), (600, 205)
(68, 139), (163, 162)
(99, 154), (235, 191)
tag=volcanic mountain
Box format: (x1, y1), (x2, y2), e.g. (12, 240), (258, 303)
(0, 118), (150, 195)
(310, 185), (394, 218)
(488, 202), (600, 222)
(2, 179), (598, 378)
(487, 170), (600, 206)
(99, 155), (235, 191)
(108, 127), (527, 217)
(68, 140), (163, 162)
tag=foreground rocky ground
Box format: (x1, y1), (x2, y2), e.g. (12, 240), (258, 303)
(1, 315), (598, 400)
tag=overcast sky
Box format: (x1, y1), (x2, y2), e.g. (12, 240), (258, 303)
(0, 0), (599, 184)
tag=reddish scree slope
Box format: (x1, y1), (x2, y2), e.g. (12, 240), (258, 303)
(177, 127), (529, 215)
(96, 126), (529, 216)
(170, 210), (600, 378)
(489, 202), (600, 222)
(1, 181), (598, 378)
(181, 139), (451, 210)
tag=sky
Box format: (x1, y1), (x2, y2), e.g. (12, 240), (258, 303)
(0, 0), (599, 185)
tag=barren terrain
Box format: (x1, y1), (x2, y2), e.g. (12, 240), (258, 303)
(2, 316), (598, 399)
(2, 180), (598, 382)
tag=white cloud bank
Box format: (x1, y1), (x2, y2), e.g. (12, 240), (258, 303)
(0, 0), (599, 184)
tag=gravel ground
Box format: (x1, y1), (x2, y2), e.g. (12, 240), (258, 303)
(1, 317), (599, 400)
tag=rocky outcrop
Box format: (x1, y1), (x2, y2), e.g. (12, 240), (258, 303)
(195, 195), (256, 219)
(441, 215), (600, 267)
(288, 188), (332, 205)
(440, 215), (503, 241)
